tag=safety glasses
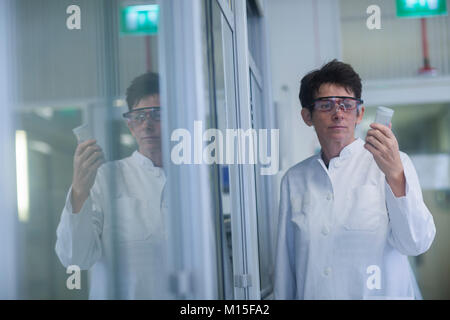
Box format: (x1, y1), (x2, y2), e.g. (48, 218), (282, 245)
(123, 107), (161, 126)
(311, 96), (363, 113)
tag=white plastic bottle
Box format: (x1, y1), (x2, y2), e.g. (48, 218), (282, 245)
(375, 106), (394, 127)
(72, 124), (93, 143)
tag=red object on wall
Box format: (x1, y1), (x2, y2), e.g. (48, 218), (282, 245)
(146, 36), (152, 72)
(419, 18), (437, 75)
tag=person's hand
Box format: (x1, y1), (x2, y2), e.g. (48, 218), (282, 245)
(71, 139), (105, 213)
(364, 123), (406, 197)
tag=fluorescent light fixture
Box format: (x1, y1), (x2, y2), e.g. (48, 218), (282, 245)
(114, 99), (126, 108)
(29, 140), (52, 155)
(34, 107), (54, 120)
(15, 130), (29, 223)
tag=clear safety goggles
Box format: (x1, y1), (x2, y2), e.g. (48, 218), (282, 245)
(123, 107), (161, 126)
(311, 96), (363, 113)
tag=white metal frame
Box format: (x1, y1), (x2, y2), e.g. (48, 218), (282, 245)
(0, 0), (19, 299)
(260, 0), (277, 299)
(214, 0), (276, 300)
(215, 0), (248, 300)
(247, 0), (278, 299)
(217, 0), (234, 28)
(215, 0), (262, 300)
(231, 0), (262, 300)
(159, 0), (275, 300)
(246, 0), (278, 299)
(158, 0), (218, 299)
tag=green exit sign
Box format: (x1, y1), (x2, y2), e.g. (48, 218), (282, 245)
(396, 0), (447, 18)
(120, 4), (159, 35)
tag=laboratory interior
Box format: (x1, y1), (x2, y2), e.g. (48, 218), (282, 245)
(0, 0), (449, 300)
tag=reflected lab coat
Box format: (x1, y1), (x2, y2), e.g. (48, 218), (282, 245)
(274, 138), (436, 300)
(55, 151), (168, 299)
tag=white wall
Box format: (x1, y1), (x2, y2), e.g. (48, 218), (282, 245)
(340, 0), (450, 80)
(266, 0), (342, 171)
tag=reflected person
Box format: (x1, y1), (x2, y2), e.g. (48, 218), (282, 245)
(274, 60), (436, 299)
(55, 72), (168, 299)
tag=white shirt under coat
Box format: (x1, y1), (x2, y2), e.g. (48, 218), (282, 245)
(55, 151), (168, 299)
(274, 138), (436, 299)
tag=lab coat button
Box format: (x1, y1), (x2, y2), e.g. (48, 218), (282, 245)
(324, 267), (332, 276)
(322, 226), (329, 235)
(326, 193), (332, 201)
(334, 161), (340, 168)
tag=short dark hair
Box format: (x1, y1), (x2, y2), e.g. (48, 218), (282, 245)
(126, 72), (160, 111)
(299, 59), (362, 112)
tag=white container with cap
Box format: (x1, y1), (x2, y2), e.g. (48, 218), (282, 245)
(72, 124), (93, 143)
(375, 106), (394, 127)
(72, 124), (108, 160)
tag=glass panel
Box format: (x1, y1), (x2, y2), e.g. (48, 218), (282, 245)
(202, 0), (239, 299)
(246, 0), (262, 70)
(247, 0), (274, 298)
(10, 0), (171, 299)
(221, 12), (238, 300)
(249, 71), (273, 298)
(18, 107), (87, 299)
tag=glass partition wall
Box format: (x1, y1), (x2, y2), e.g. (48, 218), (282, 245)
(0, 0), (276, 300)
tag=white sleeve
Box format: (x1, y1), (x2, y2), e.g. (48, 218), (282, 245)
(55, 175), (104, 270)
(273, 174), (296, 299)
(386, 152), (436, 256)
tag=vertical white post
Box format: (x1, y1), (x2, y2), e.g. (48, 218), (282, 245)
(0, 0), (19, 299)
(233, 0), (261, 300)
(158, 0), (219, 299)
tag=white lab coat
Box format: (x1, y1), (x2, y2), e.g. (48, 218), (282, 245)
(55, 151), (169, 299)
(274, 138), (436, 300)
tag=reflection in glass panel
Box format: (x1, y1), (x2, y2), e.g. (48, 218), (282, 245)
(17, 107), (88, 299)
(12, 0), (169, 299)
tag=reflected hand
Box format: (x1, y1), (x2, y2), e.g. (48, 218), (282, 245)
(71, 139), (105, 212)
(364, 123), (405, 197)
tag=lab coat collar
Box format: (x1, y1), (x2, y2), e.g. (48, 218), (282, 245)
(317, 138), (365, 164)
(132, 150), (163, 176)
(337, 138), (365, 160)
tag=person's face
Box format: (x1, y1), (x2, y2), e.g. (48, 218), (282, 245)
(127, 94), (161, 153)
(301, 83), (364, 146)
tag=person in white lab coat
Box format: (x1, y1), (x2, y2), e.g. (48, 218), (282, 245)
(274, 60), (436, 300)
(55, 72), (169, 299)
